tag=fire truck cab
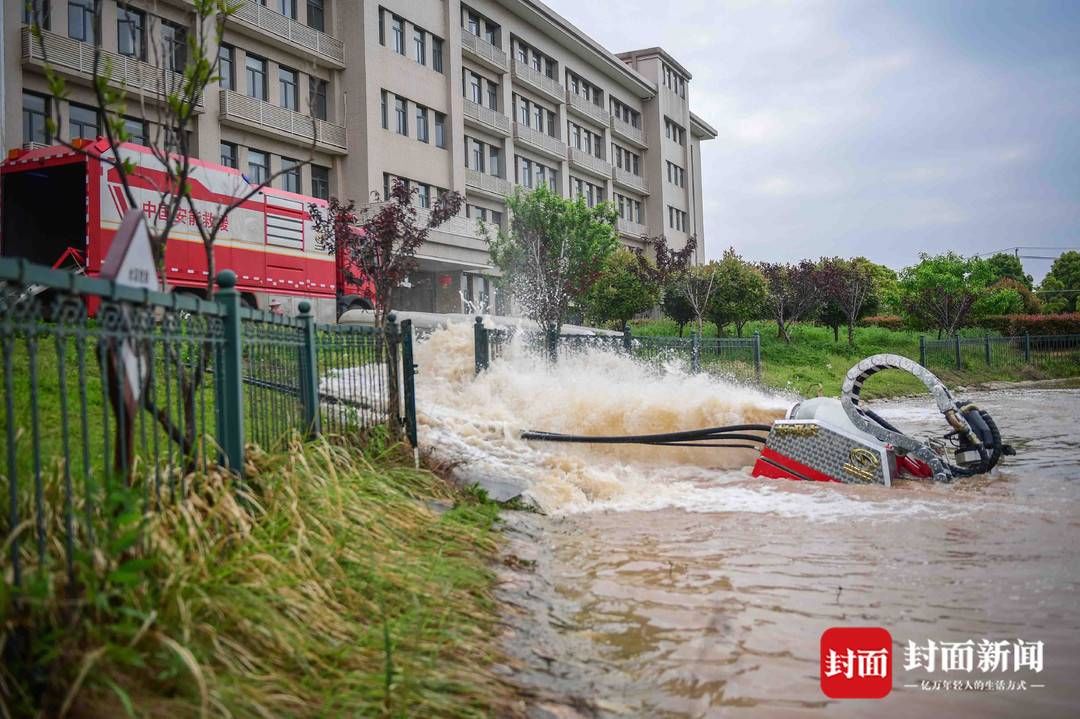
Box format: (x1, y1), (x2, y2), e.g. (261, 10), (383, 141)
(1, 140), (371, 322)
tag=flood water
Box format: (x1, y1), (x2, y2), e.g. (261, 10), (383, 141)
(411, 324), (1080, 718)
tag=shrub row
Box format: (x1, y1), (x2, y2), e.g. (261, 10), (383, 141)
(859, 315), (905, 330)
(976, 313), (1080, 336)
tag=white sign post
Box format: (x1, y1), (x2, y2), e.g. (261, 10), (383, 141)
(99, 209), (160, 470)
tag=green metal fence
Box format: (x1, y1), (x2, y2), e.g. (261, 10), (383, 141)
(920, 334), (1080, 373)
(0, 258), (416, 589)
(473, 318), (762, 381)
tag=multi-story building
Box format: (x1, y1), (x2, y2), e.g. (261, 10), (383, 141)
(1, 0), (717, 314)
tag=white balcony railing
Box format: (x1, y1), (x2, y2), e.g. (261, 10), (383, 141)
(617, 217), (647, 237)
(465, 169), (513, 197)
(511, 58), (563, 102)
(22, 27), (200, 108)
(566, 89), (610, 126)
(612, 166), (648, 194)
(219, 89), (347, 153)
(461, 30), (509, 72)
(359, 201), (491, 247)
(513, 123), (566, 160)
(610, 115), (647, 147)
(568, 147), (612, 179)
(233, 0), (344, 66)
(463, 99), (511, 136)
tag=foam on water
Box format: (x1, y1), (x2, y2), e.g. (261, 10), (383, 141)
(393, 322), (991, 521)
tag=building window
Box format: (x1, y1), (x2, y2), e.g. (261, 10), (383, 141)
(391, 15), (405, 54)
(247, 149), (269, 184)
(311, 78), (328, 120)
(68, 0), (95, 43)
(417, 183), (431, 208)
(123, 117), (147, 145)
(220, 141), (237, 168)
(218, 44), (235, 90)
(281, 157), (300, 193)
(279, 66), (299, 111)
(414, 28), (426, 65)
(68, 103), (98, 140)
(394, 96), (407, 135)
(416, 106), (429, 143)
(434, 112), (447, 149)
(489, 146), (501, 177)
(311, 164), (330, 200)
(464, 8), (480, 36)
(380, 90), (388, 129)
(307, 0), (325, 31)
(467, 72), (482, 104)
(117, 8), (145, 60)
(247, 55), (268, 100)
(468, 137), (485, 172)
(161, 21), (187, 72)
(486, 81), (498, 112)
(22, 92), (50, 145)
(432, 36), (444, 73)
(22, 0), (50, 28)
(273, 0), (297, 19)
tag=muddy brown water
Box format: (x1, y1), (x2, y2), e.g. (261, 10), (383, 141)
(406, 326), (1080, 717)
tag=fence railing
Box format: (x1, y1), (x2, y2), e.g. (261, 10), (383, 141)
(920, 334), (1080, 372)
(473, 318), (762, 381)
(0, 258), (415, 588)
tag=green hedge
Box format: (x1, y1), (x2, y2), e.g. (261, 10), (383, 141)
(977, 313), (1080, 335)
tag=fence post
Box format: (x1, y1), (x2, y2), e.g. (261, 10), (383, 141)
(386, 314), (402, 439)
(297, 301), (320, 438)
(919, 336), (926, 366)
(691, 331), (701, 373)
(954, 334), (962, 370)
(546, 328), (558, 363)
(1023, 333), (1031, 363)
(400, 319), (418, 451)
(984, 334), (991, 366)
(622, 325), (632, 353)
(474, 316), (488, 374)
(753, 331), (762, 382)
(214, 270), (245, 477)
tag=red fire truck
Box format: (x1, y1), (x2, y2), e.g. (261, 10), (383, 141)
(1, 139), (371, 320)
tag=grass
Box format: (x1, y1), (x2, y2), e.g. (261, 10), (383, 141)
(630, 319), (1080, 398)
(2, 434), (515, 717)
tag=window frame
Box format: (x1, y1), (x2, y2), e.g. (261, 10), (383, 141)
(22, 91), (51, 145)
(279, 65), (299, 111)
(246, 55), (268, 100)
(247, 148), (270, 185)
(116, 7), (146, 60)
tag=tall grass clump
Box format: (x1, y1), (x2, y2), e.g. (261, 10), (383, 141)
(2, 433), (512, 717)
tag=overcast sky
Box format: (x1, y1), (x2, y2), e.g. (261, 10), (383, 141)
(543, 0), (1080, 282)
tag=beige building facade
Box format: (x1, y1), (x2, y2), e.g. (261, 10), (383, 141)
(1, 0), (716, 314)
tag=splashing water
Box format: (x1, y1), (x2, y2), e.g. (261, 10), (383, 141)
(408, 323), (1004, 521)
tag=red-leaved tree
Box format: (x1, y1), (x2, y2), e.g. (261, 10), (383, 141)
(310, 179), (463, 330)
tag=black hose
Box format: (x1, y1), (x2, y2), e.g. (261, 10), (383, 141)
(520, 423), (772, 447)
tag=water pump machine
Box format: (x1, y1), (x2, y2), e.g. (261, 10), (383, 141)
(521, 354), (1014, 487)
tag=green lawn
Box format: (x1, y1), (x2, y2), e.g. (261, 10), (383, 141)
(630, 319), (1080, 398)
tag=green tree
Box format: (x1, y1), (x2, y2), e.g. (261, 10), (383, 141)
(986, 252), (1034, 289)
(897, 252), (1015, 337)
(1039, 250), (1080, 312)
(661, 282), (695, 336)
(759, 260), (822, 342)
(490, 186), (619, 333)
(584, 249), (660, 330)
(708, 249), (767, 337)
(990, 278), (1042, 314)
